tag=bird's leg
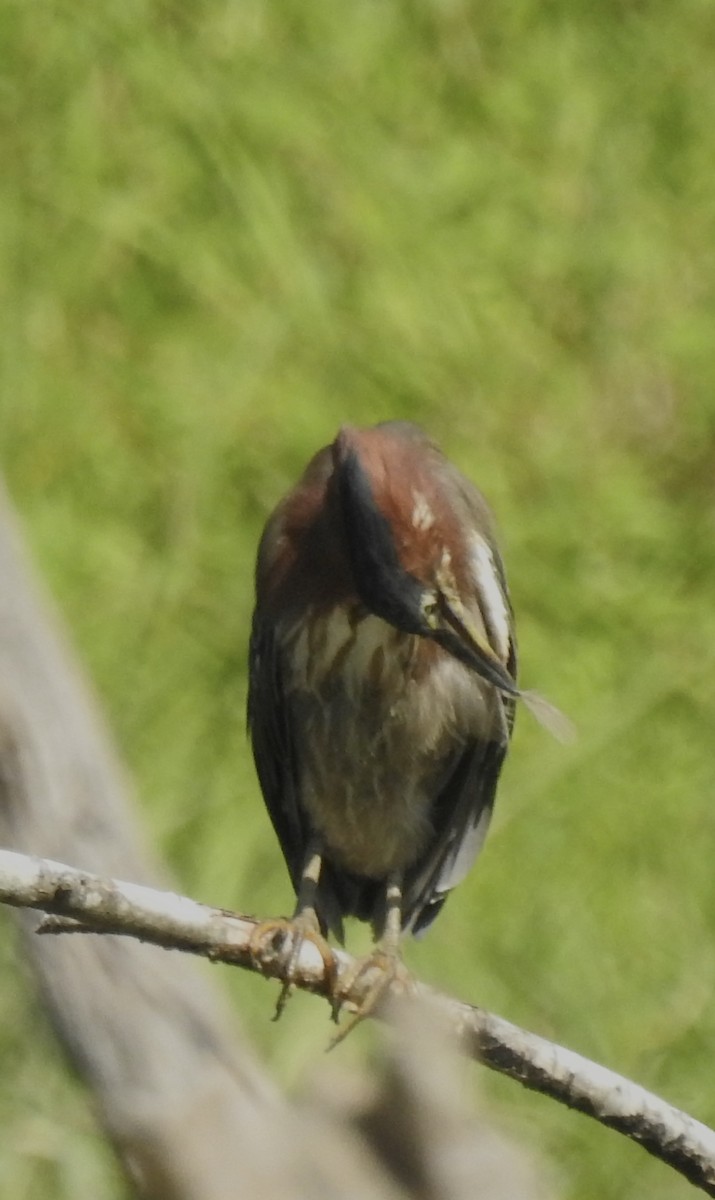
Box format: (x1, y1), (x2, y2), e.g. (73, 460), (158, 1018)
(277, 842), (335, 1017)
(330, 872), (411, 1046)
(249, 840), (337, 1019)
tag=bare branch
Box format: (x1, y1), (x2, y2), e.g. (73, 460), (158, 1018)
(0, 846), (712, 1196)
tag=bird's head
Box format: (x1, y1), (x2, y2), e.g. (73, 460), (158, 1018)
(330, 423), (513, 685)
(330, 423), (572, 741)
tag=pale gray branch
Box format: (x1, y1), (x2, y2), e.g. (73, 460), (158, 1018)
(0, 846), (713, 1196)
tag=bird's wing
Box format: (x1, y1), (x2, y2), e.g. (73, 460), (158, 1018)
(248, 618), (348, 940)
(401, 466), (518, 933)
(403, 487), (519, 936)
(247, 616), (307, 892)
(401, 719), (511, 936)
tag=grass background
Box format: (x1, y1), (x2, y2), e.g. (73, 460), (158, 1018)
(2, 0), (715, 1196)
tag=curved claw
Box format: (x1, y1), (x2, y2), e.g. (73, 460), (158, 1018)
(329, 947), (411, 1047)
(249, 915), (338, 1019)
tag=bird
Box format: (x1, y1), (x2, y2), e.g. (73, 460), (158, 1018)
(248, 420), (565, 1034)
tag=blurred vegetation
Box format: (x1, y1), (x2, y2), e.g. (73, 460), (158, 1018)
(1, 0), (715, 1196)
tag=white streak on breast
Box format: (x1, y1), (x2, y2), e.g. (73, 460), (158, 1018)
(411, 489), (435, 531)
(286, 610), (398, 691)
(282, 603), (502, 878)
(469, 534), (511, 659)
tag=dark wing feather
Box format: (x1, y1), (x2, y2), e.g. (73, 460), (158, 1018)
(402, 731), (508, 935)
(404, 587), (518, 936)
(248, 616), (347, 939)
(247, 616), (306, 891)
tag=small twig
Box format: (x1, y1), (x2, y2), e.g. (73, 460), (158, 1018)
(0, 846), (714, 1195)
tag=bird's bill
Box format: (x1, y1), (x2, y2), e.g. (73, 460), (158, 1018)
(430, 591), (575, 744)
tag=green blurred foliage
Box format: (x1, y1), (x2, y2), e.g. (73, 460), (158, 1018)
(2, 0), (715, 1196)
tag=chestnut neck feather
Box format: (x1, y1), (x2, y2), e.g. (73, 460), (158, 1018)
(257, 425), (475, 639)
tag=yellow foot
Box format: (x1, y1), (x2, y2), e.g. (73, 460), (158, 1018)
(329, 946), (412, 1047)
(249, 914), (337, 1019)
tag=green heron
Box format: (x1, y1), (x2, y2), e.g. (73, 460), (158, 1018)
(249, 421), (565, 1032)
